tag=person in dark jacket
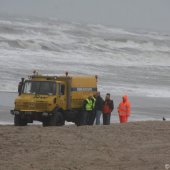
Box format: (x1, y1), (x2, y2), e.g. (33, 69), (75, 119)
(102, 93), (114, 125)
(95, 92), (104, 125)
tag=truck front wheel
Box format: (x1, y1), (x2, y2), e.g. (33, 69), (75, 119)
(14, 115), (27, 126)
(49, 112), (65, 126)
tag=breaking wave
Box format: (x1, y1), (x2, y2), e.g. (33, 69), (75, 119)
(0, 16), (170, 97)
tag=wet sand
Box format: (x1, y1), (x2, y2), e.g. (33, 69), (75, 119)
(0, 122), (170, 170)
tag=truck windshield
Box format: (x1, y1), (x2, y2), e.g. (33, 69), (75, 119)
(23, 81), (56, 95)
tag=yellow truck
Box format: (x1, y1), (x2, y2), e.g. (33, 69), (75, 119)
(11, 73), (97, 126)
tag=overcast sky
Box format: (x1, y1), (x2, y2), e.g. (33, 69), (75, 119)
(0, 0), (170, 32)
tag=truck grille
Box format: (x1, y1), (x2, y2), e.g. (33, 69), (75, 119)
(21, 102), (48, 111)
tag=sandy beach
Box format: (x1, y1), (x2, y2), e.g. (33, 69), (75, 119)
(0, 122), (170, 170)
(0, 92), (170, 169)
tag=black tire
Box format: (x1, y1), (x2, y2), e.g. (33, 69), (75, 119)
(49, 112), (65, 126)
(14, 115), (27, 126)
(76, 111), (87, 126)
(42, 119), (50, 127)
(14, 115), (20, 126)
(75, 112), (82, 126)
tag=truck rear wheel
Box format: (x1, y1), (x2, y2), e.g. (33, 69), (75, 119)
(14, 115), (27, 126)
(42, 120), (49, 127)
(49, 112), (65, 126)
(76, 111), (88, 126)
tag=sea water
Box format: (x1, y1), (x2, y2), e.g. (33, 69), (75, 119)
(0, 16), (170, 124)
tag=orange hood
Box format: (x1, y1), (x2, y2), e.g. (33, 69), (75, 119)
(122, 95), (128, 102)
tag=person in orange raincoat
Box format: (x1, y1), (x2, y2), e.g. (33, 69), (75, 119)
(117, 95), (131, 123)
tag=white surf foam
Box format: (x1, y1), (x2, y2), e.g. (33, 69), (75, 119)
(0, 17), (170, 97)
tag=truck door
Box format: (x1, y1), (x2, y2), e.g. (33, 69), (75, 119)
(56, 82), (67, 110)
